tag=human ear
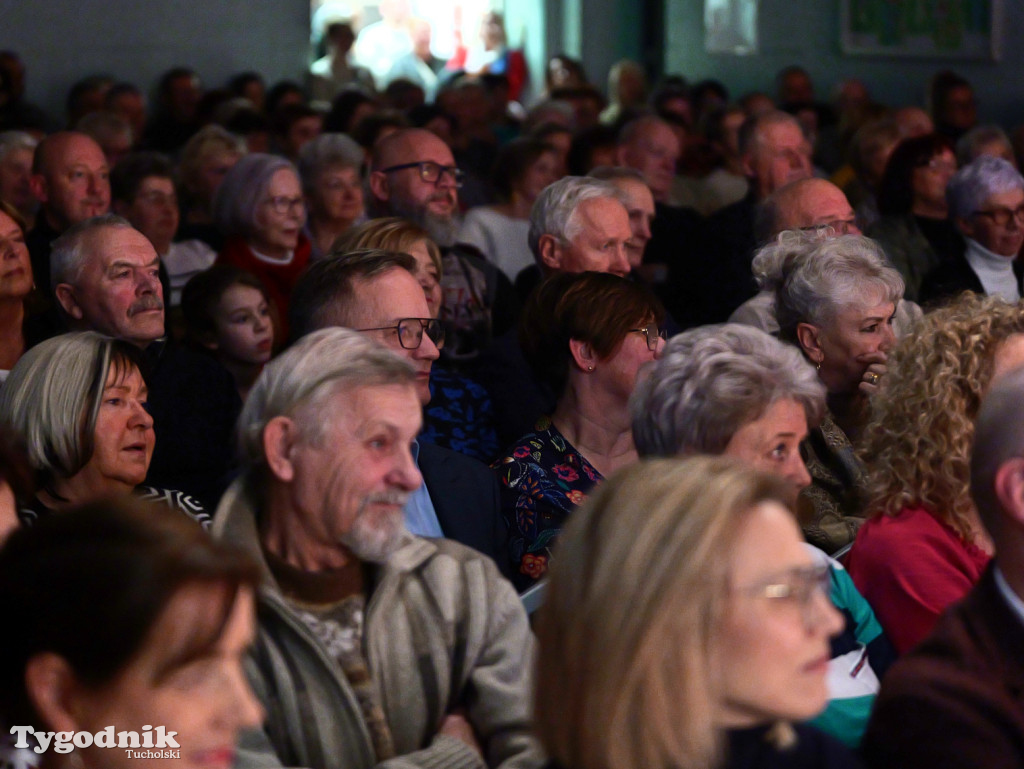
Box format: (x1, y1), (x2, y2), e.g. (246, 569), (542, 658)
(796, 322), (824, 365)
(538, 234), (563, 272)
(568, 338), (596, 371)
(368, 171), (390, 202)
(994, 457), (1024, 528)
(24, 653), (86, 734)
(54, 284), (85, 321)
(28, 174), (48, 205)
(956, 216), (976, 240)
(263, 416), (298, 482)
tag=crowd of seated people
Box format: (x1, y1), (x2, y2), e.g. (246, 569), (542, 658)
(5, 45), (1024, 769)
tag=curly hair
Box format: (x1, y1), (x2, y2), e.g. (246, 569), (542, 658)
(860, 293), (1024, 539)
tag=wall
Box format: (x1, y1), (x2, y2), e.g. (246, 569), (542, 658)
(665, 0), (1024, 128)
(2, 0), (310, 126)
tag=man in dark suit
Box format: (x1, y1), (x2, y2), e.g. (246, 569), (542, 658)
(288, 248), (509, 577)
(862, 364), (1024, 768)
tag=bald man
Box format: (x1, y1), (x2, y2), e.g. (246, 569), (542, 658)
(27, 131), (110, 295)
(730, 178), (920, 336)
(369, 128), (516, 360)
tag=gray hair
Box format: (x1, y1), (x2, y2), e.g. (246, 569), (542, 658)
(971, 365), (1024, 539)
(775, 234), (904, 342)
(946, 155), (1024, 221)
(0, 331), (144, 490)
(738, 110), (803, 158)
(955, 124), (1014, 167)
(0, 130), (37, 163)
(237, 327), (416, 471)
(50, 213), (135, 288)
(631, 324), (825, 457)
(212, 152), (297, 238)
(751, 229), (826, 291)
(297, 132), (365, 196)
(528, 176), (627, 260)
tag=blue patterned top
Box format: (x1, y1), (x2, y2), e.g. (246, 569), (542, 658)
(421, 364), (499, 463)
(492, 417), (603, 585)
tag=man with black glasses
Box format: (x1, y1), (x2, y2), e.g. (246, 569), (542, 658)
(369, 128), (517, 362)
(288, 248), (510, 576)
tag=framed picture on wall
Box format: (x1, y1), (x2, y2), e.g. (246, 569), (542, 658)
(705, 0), (758, 55)
(841, 0), (1002, 60)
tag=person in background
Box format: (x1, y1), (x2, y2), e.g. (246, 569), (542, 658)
(77, 110), (134, 167)
(181, 265), (273, 402)
(297, 132), (365, 260)
(177, 124), (246, 251)
(921, 155), (1024, 304)
(336, 218), (499, 463)
(848, 293), (1024, 654)
(104, 82), (148, 145)
(110, 151), (216, 307)
(0, 130), (37, 229)
(955, 124), (1017, 168)
(213, 153), (311, 342)
(867, 133), (961, 302)
(536, 457), (854, 769)
(309, 17), (375, 106)
(458, 138), (561, 282)
(774, 235), (904, 554)
(0, 429), (31, 543)
(493, 271), (665, 585)
(0, 201), (39, 378)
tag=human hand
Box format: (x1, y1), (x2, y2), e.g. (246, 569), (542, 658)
(439, 709), (482, 757)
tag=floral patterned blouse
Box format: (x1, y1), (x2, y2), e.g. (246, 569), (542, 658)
(491, 417), (603, 585)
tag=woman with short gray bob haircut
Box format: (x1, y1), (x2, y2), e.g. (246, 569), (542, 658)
(213, 153), (300, 238)
(773, 234), (904, 554)
(946, 155), (1024, 222)
(632, 323), (825, 505)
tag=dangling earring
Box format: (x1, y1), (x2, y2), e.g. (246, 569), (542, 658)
(815, 354), (823, 372)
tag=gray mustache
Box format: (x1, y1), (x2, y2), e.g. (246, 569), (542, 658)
(128, 296), (164, 316)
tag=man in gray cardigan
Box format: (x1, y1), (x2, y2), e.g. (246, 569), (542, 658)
(214, 327), (542, 769)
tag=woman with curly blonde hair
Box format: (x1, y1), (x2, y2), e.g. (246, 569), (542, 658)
(846, 292), (1024, 653)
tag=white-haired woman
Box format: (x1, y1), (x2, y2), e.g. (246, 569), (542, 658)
(631, 324), (896, 748)
(774, 234), (905, 553)
(297, 132), (366, 260)
(921, 155), (1024, 304)
(536, 457), (854, 769)
(0, 332), (209, 526)
(214, 153), (310, 341)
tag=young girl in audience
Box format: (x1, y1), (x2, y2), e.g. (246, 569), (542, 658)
(182, 265), (274, 402)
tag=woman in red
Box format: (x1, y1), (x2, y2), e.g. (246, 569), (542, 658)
(213, 153), (311, 342)
(848, 292), (1024, 653)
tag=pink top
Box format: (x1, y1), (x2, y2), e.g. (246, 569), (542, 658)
(846, 505), (991, 654)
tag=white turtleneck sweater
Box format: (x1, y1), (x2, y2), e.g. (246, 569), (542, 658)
(964, 238), (1020, 302)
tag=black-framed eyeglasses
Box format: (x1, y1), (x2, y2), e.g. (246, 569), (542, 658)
(629, 325), (667, 351)
(263, 195), (305, 215)
(378, 161), (465, 188)
(973, 205), (1024, 227)
(357, 318), (445, 350)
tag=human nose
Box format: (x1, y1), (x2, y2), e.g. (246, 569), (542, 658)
(223, 660), (265, 731)
(807, 587), (844, 637)
(788, 453), (812, 492)
(879, 322), (896, 352)
(612, 244), (631, 275)
(391, 444), (424, 491)
(414, 328), (440, 361)
(130, 399), (154, 430)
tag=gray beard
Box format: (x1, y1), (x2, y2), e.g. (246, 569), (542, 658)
(389, 198), (459, 248)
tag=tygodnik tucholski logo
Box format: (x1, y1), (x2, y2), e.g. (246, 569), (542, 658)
(9, 725), (180, 758)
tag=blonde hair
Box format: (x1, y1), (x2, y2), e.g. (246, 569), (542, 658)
(333, 216), (442, 277)
(860, 293), (1024, 539)
(535, 456), (792, 769)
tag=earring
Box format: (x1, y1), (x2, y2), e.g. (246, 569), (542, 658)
(587, 365), (594, 372)
(815, 355), (823, 371)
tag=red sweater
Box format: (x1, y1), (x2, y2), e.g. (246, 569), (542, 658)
(847, 505), (990, 654)
(217, 234), (312, 342)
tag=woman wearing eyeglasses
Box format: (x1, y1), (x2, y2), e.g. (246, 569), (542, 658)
(866, 133), (963, 302)
(492, 271), (665, 586)
(536, 457), (855, 769)
(919, 155), (1024, 305)
(213, 153), (311, 341)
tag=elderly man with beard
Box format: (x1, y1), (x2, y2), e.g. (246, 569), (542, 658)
(49, 214), (240, 507)
(369, 128), (518, 361)
(214, 327), (542, 769)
